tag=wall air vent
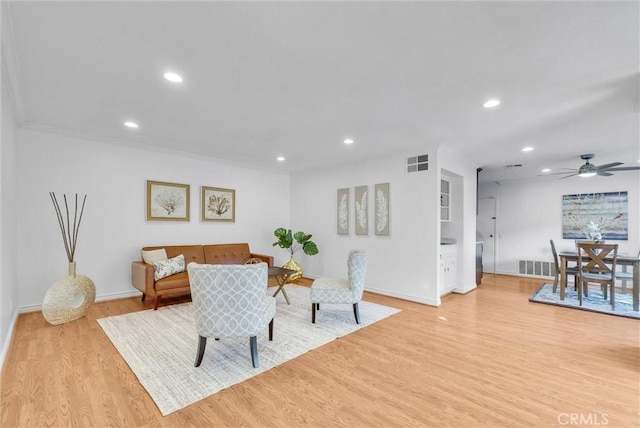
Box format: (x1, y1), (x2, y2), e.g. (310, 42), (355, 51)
(407, 154), (428, 173)
(518, 260), (553, 277)
(505, 164), (523, 168)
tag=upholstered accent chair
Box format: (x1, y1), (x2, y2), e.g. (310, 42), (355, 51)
(187, 262), (276, 368)
(310, 250), (368, 324)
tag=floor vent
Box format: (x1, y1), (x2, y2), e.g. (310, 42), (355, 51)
(407, 154), (428, 173)
(518, 260), (554, 277)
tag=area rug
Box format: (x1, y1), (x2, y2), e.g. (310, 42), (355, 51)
(97, 285), (400, 415)
(529, 283), (639, 319)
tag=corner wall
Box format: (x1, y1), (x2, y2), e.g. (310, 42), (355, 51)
(16, 128), (291, 309)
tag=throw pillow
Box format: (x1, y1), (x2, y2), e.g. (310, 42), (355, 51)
(153, 254), (186, 280)
(142, 248), (168, 264)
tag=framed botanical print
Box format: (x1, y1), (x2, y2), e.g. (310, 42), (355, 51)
(355, 185), (368, 236)
(337, 188), (349, 235)
(146, 180), (190, 221)
(202, 186), (235, 222)
(375, 183), (390, 236)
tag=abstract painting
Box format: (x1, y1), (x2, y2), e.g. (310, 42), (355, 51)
(562, 191), (628, 240)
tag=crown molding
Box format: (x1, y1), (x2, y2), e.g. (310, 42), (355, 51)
(1, 3), (26, 126)
(22, 122), (290, 176)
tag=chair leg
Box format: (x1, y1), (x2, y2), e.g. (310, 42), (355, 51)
(610, 283), (615, 311)
(268, 318), (274, 341)
(154, 295), (161, 310)
(250, 336), (259, 368)
(141, 293), (146, 302)
(194, 336), (207, 367)
(353, 302), (360, 324)
(573, 276), (577, 291)
(552, 274), (559, 293)
(311, 303), (316, 323)
(578, 280), (583, 306)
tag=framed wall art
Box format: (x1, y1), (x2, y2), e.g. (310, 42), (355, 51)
(337, 188), (349, 235)
(202, 186), (235, 222)
(146, 180), (190, 221)
(375, 183), (390, 236)
(562, 191), (628, 240)
(354, 185), (368, 236)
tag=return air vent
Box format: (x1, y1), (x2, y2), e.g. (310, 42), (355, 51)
(407, 154), (428, 173)
(518, 260), (553, 277)
(506, 164), (523, 168)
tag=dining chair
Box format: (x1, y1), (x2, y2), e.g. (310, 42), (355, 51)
(576, 242), (618, 309)
(187, 262), (276, 368)
(550, 239), (579, 293)
(614, 250), (640, 294)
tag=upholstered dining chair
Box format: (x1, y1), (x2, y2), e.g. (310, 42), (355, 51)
(187, 262), (275, 368)
(550, 239), (579, 293)
(576, 242), (618, 309)
(310, 250), (368, 324)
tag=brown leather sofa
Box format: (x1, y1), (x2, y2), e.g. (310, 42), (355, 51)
(131, 243), (273, 310)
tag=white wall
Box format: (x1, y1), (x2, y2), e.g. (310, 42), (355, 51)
(290, 144), (478, 306)
(479, 173), (640, 275)
(16, 128), (290, 308)
(1, 64), (19, 369)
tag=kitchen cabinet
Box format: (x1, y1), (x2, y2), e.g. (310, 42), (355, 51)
(440, 244), (457, 295)
(440, 179), (450, 222)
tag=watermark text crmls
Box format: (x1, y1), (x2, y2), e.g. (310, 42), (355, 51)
(557, 413), (608, 426)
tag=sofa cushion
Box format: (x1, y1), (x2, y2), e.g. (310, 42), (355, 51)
(153, 254), (186, 280)
(203, 243), (251, 265)
(154, 271), (190, 292)
(142, 248), (168, 264)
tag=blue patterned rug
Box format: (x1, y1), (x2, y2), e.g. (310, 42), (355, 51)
(530, 283), (639, 319)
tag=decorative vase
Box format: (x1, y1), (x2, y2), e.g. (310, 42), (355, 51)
(42, 262), (96, 325)
(282, 256), (303, 283)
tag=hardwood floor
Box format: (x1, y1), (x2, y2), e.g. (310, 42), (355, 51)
(2, 274), (639, 427)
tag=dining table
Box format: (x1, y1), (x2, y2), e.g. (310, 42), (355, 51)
(559, 251), (640, 311)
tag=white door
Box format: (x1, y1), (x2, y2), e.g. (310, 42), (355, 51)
(477, 197), (497, 274)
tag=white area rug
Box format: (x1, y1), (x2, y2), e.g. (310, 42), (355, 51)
(97, 285), (400, 416)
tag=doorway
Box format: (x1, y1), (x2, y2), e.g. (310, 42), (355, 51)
(477, 197), (497, 274)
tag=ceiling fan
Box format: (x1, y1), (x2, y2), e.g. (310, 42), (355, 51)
(544, 153), (640, 179)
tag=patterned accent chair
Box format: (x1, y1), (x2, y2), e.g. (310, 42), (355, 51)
(310, 250), (368, 324)
(187, 262), (276, 368)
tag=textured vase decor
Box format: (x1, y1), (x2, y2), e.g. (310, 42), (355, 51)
(272, 228), (319, 283)
(42, 193), (96, 325)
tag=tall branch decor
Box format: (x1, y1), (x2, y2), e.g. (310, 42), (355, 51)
(43, 192), (95, 326)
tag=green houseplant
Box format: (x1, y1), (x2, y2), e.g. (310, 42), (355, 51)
(272, 228), (319, 282)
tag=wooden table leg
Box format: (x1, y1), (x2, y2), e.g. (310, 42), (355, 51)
(633, 261), (639, 311)
(560, 256), (567, 301)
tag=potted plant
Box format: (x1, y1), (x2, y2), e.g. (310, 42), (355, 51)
(272, 228), (319, 281)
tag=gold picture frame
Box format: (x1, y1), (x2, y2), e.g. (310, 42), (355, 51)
(146, 180), (190, 221)
(201, 186), (235, 222)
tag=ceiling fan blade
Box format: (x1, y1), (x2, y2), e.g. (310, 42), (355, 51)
(559, 173), (579, 179)
(597, 171), (613, 177)
(605, 166), (640, 171)
(539, 171), (576, 176)
(596, 162), (623, 170)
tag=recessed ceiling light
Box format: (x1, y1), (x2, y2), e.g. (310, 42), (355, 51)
(541, 168), (551, 173)
(344, 138), (354, 145)
(276, 156), (285, 162)
(483, 99), (501, 108)
(163, 72), (183, 83)
(124, 121), (139, 128)
(522, 147), (534, 152)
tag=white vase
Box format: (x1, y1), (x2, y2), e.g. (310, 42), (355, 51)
(42, 262), (96, 325)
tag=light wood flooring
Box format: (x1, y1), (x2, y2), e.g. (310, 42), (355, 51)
(1, 274), (639, 427)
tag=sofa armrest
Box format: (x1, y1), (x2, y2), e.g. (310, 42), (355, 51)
(250, 253), (274, 267)
(131, 261), (155, 295)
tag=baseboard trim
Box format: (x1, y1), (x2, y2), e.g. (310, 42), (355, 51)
(0, 307), (20, 374)
(17, 289), (142, 314)
(364, 286), (440, 307)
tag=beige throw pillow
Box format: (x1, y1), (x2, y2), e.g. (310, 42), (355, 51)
(142, 248), (168, 264)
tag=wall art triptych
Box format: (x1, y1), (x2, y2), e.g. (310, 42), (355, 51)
(336, 183), (390, 237)
(146, 180), (236, 223)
